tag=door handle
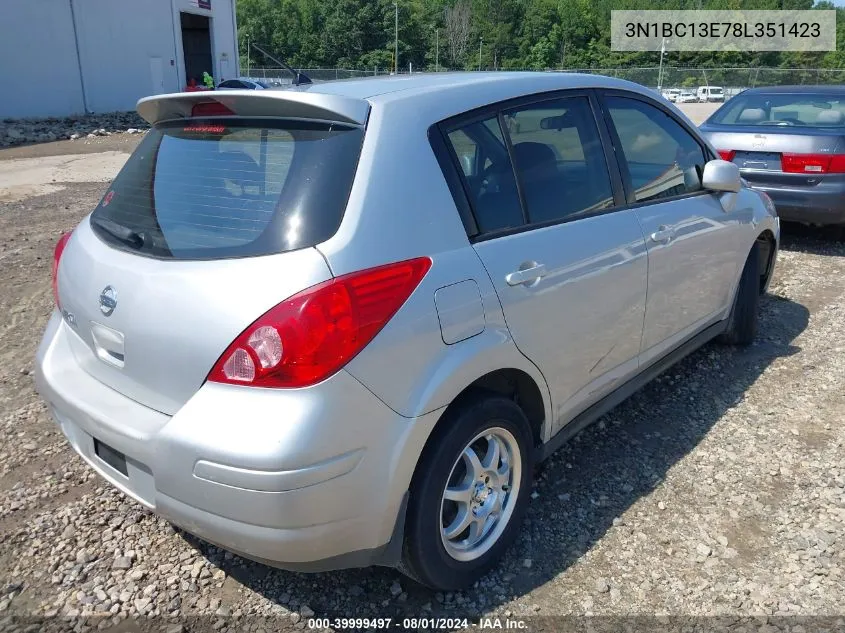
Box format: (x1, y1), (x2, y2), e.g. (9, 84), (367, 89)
(506, 263), (547, 286)
(650, 226), (674, 244)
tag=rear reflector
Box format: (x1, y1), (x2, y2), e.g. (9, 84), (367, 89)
(781, 153), (845, 174)
(717, 150), (736, 162)
(207, 257), (432, 388)
(52, 232), (72, 310)
(190, 101), (234, 117)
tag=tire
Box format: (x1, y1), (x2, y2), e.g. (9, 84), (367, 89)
(718, 241), (761, 346)
(400, 394), (533, 590)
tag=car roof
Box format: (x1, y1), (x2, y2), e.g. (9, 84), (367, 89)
(276, 71), (645, 104)
(740, 85), (845, 95)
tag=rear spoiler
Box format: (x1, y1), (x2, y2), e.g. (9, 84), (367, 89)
(136, 89), (370, 127)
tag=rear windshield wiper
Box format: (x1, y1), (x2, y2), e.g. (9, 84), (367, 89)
(91, 216), (146, 250)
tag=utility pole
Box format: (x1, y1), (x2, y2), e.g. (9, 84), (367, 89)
(435, 28), (439, 72)
(478, 37), (483, 71)
(246, 35), (250, 77)
(394, 2), (399, 74)
(657, 37), (666, 91)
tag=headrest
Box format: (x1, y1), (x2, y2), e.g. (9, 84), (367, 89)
(816, 109), (844, 124)
(512, 142), (556, 171)
(737, 108), (766, 123)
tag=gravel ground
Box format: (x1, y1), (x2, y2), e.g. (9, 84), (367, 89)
(0, 112), (147, 148)
(0, 135), (843, 632)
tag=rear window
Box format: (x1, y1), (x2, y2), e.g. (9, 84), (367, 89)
(709, 93), (845, 128)
(90, 119), (363, 259)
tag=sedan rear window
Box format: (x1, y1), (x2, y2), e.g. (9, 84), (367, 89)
(710, 93), (845, 127)
(90, 119), (363, 259)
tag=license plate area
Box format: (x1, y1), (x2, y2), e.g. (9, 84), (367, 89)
(735, 151), (782, 171)
(94, 439), (129, 477)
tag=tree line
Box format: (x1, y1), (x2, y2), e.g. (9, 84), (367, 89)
(236, 0), (845, 73)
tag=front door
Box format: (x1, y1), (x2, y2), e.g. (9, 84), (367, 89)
(442, 94), (649, 430)
(601, 93), (741, 364)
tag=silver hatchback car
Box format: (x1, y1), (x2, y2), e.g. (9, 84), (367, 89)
(36, 73), (779, 590)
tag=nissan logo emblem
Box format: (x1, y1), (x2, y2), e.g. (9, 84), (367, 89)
(99, 286), (117, 316)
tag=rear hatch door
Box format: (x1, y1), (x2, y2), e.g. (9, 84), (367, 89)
(57, 105), (365, 415)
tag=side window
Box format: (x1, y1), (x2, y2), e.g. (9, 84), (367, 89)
(605, 96), (706, 203)
(503, 97), (614, 224)
(444, 116), (524, 234)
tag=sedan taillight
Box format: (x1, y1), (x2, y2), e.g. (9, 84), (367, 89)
(52, 232), (72, 310)
(717, 150), (736, 162)
(781, 153), (845, 174)
(207, 257), (432, 388)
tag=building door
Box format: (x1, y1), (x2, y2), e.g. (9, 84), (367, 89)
(180, 12), (213, 86)
(149, 57), (165, 95)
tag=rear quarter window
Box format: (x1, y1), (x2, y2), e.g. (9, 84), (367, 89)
(90, 119), (363, 260)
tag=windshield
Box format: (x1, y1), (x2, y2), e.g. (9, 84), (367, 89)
(709, 93), (845, 128)
(90, 119), (363, 260)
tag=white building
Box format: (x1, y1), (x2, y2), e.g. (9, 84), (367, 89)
(1, 0), (239, 118)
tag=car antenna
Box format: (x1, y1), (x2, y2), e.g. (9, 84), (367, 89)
(250, 43), (312, 86)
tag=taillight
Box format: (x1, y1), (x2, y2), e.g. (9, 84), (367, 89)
(52, 232), (72, 310)
(207, 257), (432, 388)
(781, 153), (845, 174)
(717, 150), (736, 162)
(190, 101), (234, 117)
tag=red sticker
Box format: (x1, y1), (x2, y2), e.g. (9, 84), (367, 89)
(102, 190), (115, 206)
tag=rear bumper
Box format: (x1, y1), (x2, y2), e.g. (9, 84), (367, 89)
(35, 312), (440, 570)
(744, 177), (845, 226)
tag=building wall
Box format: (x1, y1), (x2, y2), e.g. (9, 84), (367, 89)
(73, 0), (182, 113)
(0, 0), (86, 118)
(0, 0), (238, 118)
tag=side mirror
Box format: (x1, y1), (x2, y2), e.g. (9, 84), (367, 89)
(702, 159), (741, 193)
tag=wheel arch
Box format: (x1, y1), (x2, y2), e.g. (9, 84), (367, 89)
(406, 368), (549, 494)
(755, 229), (777, 294)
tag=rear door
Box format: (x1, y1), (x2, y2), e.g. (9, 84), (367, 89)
(599, 91), (741, 364)
(57, 118), (364, 415)
(441, 92), (649, 429)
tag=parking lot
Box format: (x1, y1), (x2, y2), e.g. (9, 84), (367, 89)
(1, 101), (844, 629)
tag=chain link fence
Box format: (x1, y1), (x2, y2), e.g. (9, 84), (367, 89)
(243, 66), (845, 95)
(244, 67), (384, 85)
